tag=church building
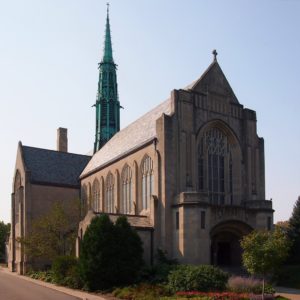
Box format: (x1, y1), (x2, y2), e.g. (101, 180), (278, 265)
(77, 7), (274, 265)
(9, 5), (274, 274)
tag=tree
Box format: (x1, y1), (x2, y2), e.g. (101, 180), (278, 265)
(0, 221), (10, 262)
(241, 228), (290, 298)
(287, 196), (300, 264)
(79, 214), (144, 291)
(20, 201), (80, 262)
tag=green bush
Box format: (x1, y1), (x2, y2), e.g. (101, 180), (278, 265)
(167, 265), (229, 292)
(79, 214), (144, 291)
(51, 255), (81, 288)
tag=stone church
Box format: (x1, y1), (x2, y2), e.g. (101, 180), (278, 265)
(9, 5), (273, 274)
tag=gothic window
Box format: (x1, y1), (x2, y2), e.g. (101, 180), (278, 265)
(141, 155), (154, 210)
(92, 179), (100, 212)
(14, 171), (21, 223)
(121, 164), (132, 214)
(198, 127), (233, 205)
(81, 184), (88, 215)
(105, 172), (114, 213)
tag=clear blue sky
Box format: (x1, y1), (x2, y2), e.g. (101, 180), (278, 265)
(0, 0), (299, 223)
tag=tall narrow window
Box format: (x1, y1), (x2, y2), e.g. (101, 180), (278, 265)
(121, 164), (132, 214)
(81, 184), (88, 216)
(201, 211), (206, 229)
(198, 139), (204, 190)
(92, 179), (100, 212)
(199, 127), (233, 205)
(105, 172), (114, 213)
(141, 155), (154, 210)
(229, 152), (233, 205)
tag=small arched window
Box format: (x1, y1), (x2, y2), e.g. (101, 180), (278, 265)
(105, 172), (114, 213)
(141, 155), (154, 210)
(121, 164), (132, 214)
(92, 179), (100, 212)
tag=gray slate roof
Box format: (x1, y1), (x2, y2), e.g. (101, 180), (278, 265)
(22, 145), (91, 187)
(81, 98), (173, 177)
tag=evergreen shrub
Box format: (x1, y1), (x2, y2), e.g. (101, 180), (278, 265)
(167, 265), (229, 292)
(79, 214), (144, 291)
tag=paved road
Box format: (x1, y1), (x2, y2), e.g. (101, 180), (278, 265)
(0, 269), (80, 300)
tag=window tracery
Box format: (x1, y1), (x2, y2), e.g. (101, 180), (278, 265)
(92, 179), (100, 212)
(198, 127), (233, 205)
(121, 164), (132, 214)
(141, 156), (154, 210)
(105, 172), (114, 213)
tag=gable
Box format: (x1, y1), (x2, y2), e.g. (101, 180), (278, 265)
(185, 61), (239, 104)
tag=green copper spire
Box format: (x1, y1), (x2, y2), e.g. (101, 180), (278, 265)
(103, 4), (113, 63)
(94, 3), (120, 153)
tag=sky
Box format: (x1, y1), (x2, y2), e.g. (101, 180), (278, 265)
(0, 0), (299, 224)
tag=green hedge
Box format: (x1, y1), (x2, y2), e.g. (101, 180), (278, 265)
(167, 265), (229, 292)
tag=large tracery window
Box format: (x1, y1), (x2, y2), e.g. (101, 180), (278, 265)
(92, 179), (100, 212)
(121, 164), (132, 214)
(141, 155), (154, 210)
(105, 172), (114, 213)
(198, 127), (233, 205)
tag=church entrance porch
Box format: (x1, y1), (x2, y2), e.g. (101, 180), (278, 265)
(210, 221), (252, 267)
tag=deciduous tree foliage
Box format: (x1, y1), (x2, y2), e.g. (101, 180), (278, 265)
(287, 196), (300, 264)
(20, 201), (80, 261)
(0, 221), (10, 262)
(79, 214), (143, 291)
(241, 228), (290, 297)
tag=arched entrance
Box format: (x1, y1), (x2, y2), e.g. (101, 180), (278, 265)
(210, 221), (252, 267)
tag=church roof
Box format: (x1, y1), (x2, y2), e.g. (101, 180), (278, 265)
(81, 56), (237, 178)
(21, 145), (91, 187)
(81, 98), (173, 177)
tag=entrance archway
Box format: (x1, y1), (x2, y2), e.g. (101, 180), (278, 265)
(210, 221), (252, 267)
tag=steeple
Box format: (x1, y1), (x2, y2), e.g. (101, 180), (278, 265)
(103, 3), (113, 63)
(94, 3), (120, 153)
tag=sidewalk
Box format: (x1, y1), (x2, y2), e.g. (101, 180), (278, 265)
(276, 286), (300, 300)
(0, 267), (115, 300)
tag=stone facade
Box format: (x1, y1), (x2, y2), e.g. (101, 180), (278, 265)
(77, 59), (274, 266)
(8, 140), (90, 274)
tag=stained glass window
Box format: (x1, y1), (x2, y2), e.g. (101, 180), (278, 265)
(198, 128), (233, 205)
(121, 164), (132, 214)
(105, 172), (114, 213)
(141, 156), (154, 210)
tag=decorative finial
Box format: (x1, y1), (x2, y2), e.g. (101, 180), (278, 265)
(212, 49), (218, 61)
(106, 2), (109, 15)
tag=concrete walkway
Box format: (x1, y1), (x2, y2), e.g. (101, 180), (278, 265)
(0, 267), (113, 300)
(276, 286), (300, 300)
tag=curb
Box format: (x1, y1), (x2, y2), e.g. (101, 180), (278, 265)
(0, 267), (108, 300)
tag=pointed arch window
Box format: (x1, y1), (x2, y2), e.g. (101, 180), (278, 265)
(105, 172), (114, 213)
(14, 171), (22, 224)
(81, 184), (88, 215)
(141, 156), (154, 210)
(198, 127), (233, 205)
(121, 164), (132, 214)
(92, 179), (100, 212)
